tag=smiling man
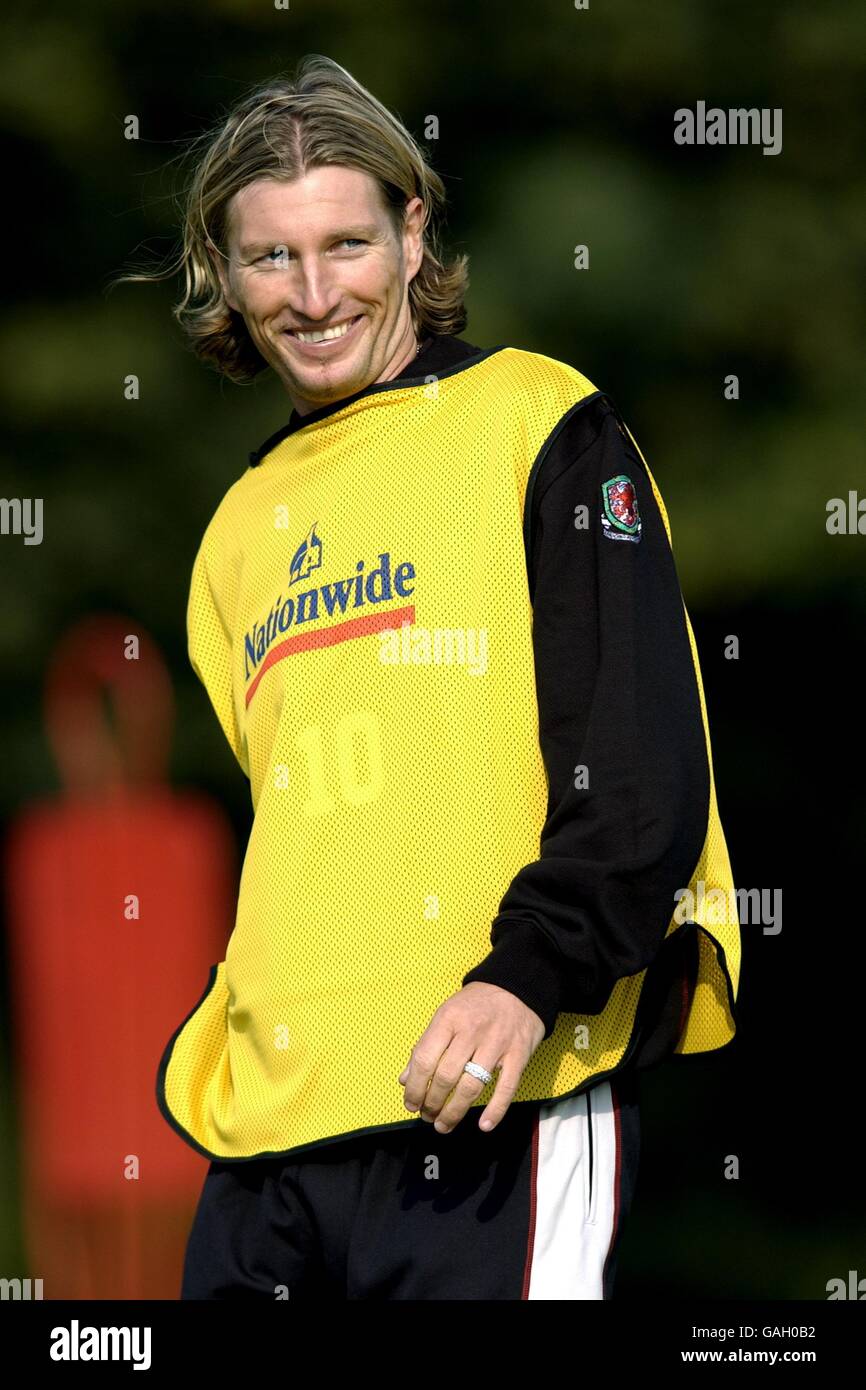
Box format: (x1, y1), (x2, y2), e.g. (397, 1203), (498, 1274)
(130, 54), (741, 1301)
(216, 166), (425, 414)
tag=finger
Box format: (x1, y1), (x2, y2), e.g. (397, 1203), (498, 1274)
(401, 1019), (456, 1113)
(419, 1035), (482, 1118)
(428, 1053), (502, 1132)
(475, 1057), (523, 1132)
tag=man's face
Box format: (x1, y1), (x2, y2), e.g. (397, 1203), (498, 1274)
(215, 165), (425, 415)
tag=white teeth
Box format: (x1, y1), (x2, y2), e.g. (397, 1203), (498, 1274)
(293, 316), (357, 344)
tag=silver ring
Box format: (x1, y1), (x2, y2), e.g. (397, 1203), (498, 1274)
(463, 1061), (493, 1085)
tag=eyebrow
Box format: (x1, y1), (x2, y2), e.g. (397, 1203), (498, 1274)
(238, 226), (379, 257)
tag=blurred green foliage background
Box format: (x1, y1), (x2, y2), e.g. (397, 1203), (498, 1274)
(1, 0), (864, 1299)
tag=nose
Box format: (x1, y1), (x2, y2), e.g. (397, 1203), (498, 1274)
(285, 255), (344, 327)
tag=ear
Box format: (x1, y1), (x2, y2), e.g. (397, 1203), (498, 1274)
(403, 195), (425, 281)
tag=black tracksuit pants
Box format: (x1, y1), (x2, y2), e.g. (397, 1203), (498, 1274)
(180, 1067), (640, 1301)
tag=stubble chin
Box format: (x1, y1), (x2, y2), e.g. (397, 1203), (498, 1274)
(275, 334), (374, 401)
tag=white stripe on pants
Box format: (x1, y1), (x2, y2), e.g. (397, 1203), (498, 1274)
(524, 1081), (622, 1300)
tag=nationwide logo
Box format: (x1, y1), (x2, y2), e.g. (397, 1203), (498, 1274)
(243, 528), (416, 704)
(289, 521), (323, 585)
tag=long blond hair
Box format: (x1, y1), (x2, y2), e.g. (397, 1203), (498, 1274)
(110, 55), (470, 383)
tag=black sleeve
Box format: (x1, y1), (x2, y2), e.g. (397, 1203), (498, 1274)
(460, 395), (710, 1041)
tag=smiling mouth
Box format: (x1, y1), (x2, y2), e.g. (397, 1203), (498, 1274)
(285, 314), (362, 345)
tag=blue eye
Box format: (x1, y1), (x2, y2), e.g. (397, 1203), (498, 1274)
(255, 238), (365, 264)
(255, 234), (366, 261)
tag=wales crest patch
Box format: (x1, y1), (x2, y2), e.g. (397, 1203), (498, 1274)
(601, 474), (641, 542)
